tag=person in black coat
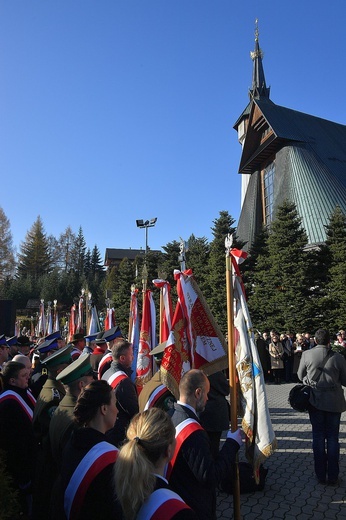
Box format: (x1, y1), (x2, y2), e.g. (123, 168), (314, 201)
(102, 339), (139, 447)
(115, 407), (197, 519)
(51, 380), (122, 519)
(169, 369), (243, 520)
(0, 361), (38, 517)
(199, 371), (230, 459)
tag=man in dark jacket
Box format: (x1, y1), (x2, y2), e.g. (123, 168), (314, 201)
(102, 338), (139, 446)
(298, 328), (346, 485)
(169, 369), (243, 520)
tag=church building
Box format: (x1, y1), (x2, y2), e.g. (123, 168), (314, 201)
(234, 25), (346, 251)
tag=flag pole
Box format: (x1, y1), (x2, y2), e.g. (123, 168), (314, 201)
(142, 263), (148, 318)
(128, 284), (136, 340)
(225, 234), (241, 520)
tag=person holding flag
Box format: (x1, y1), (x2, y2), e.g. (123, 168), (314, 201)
(168, 369), (243, 520)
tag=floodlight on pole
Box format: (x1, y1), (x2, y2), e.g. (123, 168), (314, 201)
(136, 217), (157, 255)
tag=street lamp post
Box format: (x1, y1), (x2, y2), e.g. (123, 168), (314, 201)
(136, 218), (157, 255)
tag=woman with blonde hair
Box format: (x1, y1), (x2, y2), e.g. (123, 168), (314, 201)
(115, 407), (197, 519)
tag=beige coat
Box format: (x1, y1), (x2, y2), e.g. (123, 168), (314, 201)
(269, 341), (284, 369)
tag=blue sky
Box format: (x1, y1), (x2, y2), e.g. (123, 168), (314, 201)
(0, 1), (345, 261)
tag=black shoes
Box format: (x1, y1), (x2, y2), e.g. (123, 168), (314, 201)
(327, 479), (339, 486)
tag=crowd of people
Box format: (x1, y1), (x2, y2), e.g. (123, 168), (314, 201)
(255, 329), (346, 385)
(1, 324), (346, 518)
(0, 329), (243, 520)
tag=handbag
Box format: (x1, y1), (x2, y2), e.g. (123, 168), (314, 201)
(288, 348), (332, 412)
(288, 384), (311, 412)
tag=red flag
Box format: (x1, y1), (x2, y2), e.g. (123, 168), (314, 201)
(136, 290), (156, 393)
(153, 279), (172, 342)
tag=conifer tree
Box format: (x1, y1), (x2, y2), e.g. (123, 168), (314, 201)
(17, 216), (52, 282)
(0, 207), (15, 283)
(207, 211), (239, 334)
(113, 257), (136, 333)
(70, 227), (87, 277)
(87, 245), (106, 305)
(241, 226), (269, 299)
(160, 240), (181, 284)
(185, 234), (210, 295)
(58, 226), (77, 272)
(84, 249), (91, 278)
(248, 200), (311, 332)
(321, 206), (346, 331)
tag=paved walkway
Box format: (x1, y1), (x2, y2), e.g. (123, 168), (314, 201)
(216, 382), (346, 519)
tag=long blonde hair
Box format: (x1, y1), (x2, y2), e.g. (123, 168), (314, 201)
(114, 408), (175, 520)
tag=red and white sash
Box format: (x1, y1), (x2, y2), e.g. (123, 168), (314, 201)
(137, 488), (191, 520)
(166, 418), (203, 479)
(64, 441), (118, 520)
(26, 389), (37, 409)
(144, 384), (168, 410)
(0, 390), (34, 421)
(98, 353), (112, 380)
(107, 370), (128, 390)
(71, 347), (81, 361)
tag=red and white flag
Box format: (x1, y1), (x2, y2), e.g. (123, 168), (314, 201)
(104, 308), (115, 331)
(176, 269), (228, 371)
(161, 270), (227, 398)
(160, 294), (191, 399)
(136, 290), (156, 393)
(153, 279), (172, 342)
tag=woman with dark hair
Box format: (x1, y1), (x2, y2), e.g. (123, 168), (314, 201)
(0, 361), (37, 517)
(115, 407), (197, 520)
(52, 379), (121, 519)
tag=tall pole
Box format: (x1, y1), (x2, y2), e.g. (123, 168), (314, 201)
(145, 226), (149, 256)
(128, 284), (136, 340)
(225, 234), (241, 520)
